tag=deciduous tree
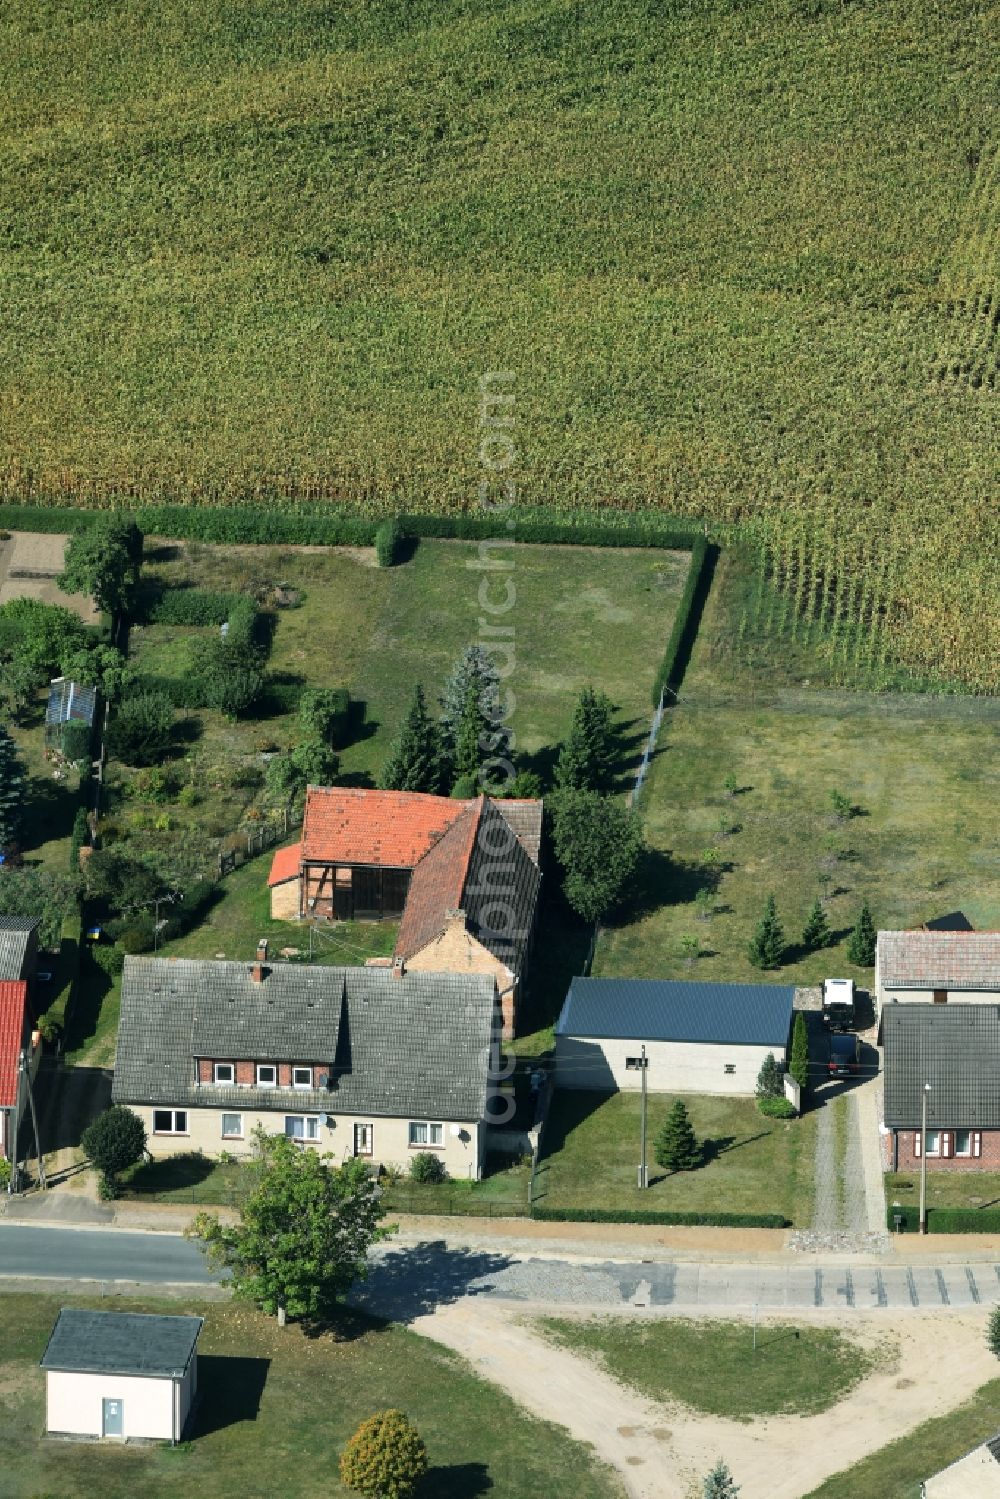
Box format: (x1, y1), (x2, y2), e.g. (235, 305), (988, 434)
(59, 513), (143, 616)
(549, 789), (644, 925)
(81, 1106), (146, 1197)
(187, 1131), (390, 1326)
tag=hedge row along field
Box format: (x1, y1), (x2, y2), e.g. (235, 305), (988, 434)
(1, 0), (997, 689)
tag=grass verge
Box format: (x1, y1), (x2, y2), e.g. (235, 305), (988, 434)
(538, 1316), (885, 1420)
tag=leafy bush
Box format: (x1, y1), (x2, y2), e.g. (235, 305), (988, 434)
(757, 1096), (796, 1119)
(299, 687), (351, 749)
(531, 1206), (790, 1228)
(106, 691), (175, 765)
(89, 943), (125, 978)
(888, 1205), (1000, 1234)
(61, 719), (92, 764)
(375, 516), (405, 567)
(339, 1409), (429, 1499)
(81, 1105), (147, 1188)
(409, 1152), (447, 1184)
(0, 1157), (11, 1189)
(132, 586), (240, 626)
(0, 597), (88, 674)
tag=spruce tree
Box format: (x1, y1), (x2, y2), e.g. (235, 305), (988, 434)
(555, 686), (618, 792)
(452, 680), (487, 784)
(439, 646), (499, 756)
(748, 893), (784, 969)
(654, 1100), (701, 1173)
(755, 1052), (784, 1100)
(380, 686), (444, 794)
(0, 724), (26, 852)
(847, 898), (877, 967)
(789, 1012), (809, 1092)
(703, 1460), (740, 1498)
(801, 896), (831, 952)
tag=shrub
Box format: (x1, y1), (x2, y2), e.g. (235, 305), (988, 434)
(531, 1206), (790, 1228)
(409, 1152), (447, 1184)
(132, 586), (239, 626)
(0, 1157), (11, 1188)
(60, 720), (92, 764)
(450, 773), (478, 798)
(339, 1409), (429, 1499)
(757, 1096), (796, 1119)
(375, 516), (405, 567)
(106, 691), (175, 766)
(755, 1053), (784, 1100)
(89, 943), (125, 978)
(888, 1205), (1000, 1234)
(81, 1105), (147, 1188)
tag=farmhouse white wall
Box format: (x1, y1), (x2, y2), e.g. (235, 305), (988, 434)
(554, 1035), (783, 1095)
(46, 1370), (177, 1441)
(131, 1105), (485, 1179)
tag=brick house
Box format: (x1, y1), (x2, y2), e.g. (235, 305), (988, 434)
(875, 929), (1000, 1037)
(112, 954), (500, 1180)
(268, 787), (542, 1036)
(882, 1005), (1000, 1171)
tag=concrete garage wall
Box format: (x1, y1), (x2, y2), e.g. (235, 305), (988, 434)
(46, 1370), (176, 1440)
(554, 1036), (782, 1095)
(131, 1105), (485, 1179)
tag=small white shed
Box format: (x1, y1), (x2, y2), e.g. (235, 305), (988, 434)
(41, 1308), (203, 1443)
(554, 978), (796, 1095)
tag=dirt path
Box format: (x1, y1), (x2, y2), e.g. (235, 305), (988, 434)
(413, 1301), (998, 1499)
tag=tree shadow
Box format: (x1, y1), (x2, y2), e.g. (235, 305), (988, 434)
(126, 1152), (218, 1195)
(515, 888), (593, 1041)
(701, 1132), (769, 1162)
(515, 743), (560, 794)
(62, 958), (112, 1054)
(421, 1463), (493, 1497)
(335, 769), (378, 790)
(191, 1356), (270, 1437)
(347, 1244), (515, 1325)
(621, 848), (712, 922)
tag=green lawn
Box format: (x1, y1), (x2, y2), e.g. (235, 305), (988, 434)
(539, 1316), (883, 1421)
(804, 1377), (1000, 1499)
(121, 1151), (532, 1216)
(885, 1172), (1000, 1215)
(0, 1293), (623, 1499)
(596, 554), (1000, 987)
(2, 0), (998, 689)
(534, 1091), (815, 1225)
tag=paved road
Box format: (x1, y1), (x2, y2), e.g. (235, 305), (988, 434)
(3, 1225), (999, 1315)
(0, 1224), (218, 1285)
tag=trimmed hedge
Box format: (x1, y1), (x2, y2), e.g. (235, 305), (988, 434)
(0, 500), (705, 553)
(375, 515), (405, 566)
(887, 1204), (1000, 1234)
(531, 1205), (789, 1228)
(651, 536), (719, 706)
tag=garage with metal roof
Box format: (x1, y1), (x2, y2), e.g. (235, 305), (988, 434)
(554, 978), (796, 1095)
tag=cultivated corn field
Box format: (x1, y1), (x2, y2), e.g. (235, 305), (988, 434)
(1, 0), (997, 687)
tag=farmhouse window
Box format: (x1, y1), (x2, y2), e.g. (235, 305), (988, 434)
(408, 1122), (444, 1148)
(914, 1131), (941, 1158)
(221, 1114), (243, 1140)
(213, 1063), (234, 1085)
(153, 1110), (188, 1135)
(285, 1116), (320, 1142)
(292, 1067), (312, 1089)
(256, 1064), (277, 1088)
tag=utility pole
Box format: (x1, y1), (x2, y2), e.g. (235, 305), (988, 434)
(637, 1044), (649, 1189)
(20, 1049), (45, 1191)
(919, 1081), (931, 1234)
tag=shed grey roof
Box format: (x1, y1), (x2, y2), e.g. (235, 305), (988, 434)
(878, 931), (1000, 990)
(40, 1309), (202, 1378)
(883, 1005), (1000, 1129)
(0, 916), (39, 980)
(113, 957), (497, 1121)
(555, 978), (796, 1048)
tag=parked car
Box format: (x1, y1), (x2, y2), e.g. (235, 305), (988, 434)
(822, 977), (856, 1031)
(827, 1032), (861, 1076)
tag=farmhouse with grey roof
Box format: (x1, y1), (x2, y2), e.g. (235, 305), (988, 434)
(554, 977), (795, 1096)
(876, 929), (1000, 1035)
(883, 1005), (1000, 1173)
(112, 954), (499, 1180)
(0, 915), (40, 982)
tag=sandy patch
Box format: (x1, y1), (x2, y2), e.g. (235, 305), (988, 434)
(0, 531), (98, 623)
(413, 1300), (998, 1499)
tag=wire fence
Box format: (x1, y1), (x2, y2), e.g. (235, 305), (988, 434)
(629, 686), (666, 805)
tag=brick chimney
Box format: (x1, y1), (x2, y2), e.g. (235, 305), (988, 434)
(251, 939), (269, 984)
(392, 956), (405, 980)
(444, 908), (467, 933)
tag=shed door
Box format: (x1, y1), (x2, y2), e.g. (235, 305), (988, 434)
(102, 1397), (123, 1437)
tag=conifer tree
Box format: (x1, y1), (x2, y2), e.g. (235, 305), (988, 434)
(748, 893), (784, 969)
(452, 680), (487, 784)
(439, 646), (499, 757)
(0, 724), (26, 851)
(654, 1100), (701, 1173)
(703, 1460), (740, 1498)
(755, 1052), (784, 1100)
(801, 896), (831, 952)
(555, 686), (618, 792)
(789, 1012), (810, 1092)
(380, 686), (444, 794)
(847, 898), (877, 967)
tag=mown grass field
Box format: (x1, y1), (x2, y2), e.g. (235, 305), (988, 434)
(538, 1316), (882, 1420)
(1, 0), (998, 686)
(0, 1293), (623, 1499)
(596, 557), (1000, 989)
(533, 1091), (816, 1225)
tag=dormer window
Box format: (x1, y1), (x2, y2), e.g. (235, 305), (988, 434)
(292, 1067), (312, 1090)
(256, 1064), (277, 1088)
(214, 1063), (234, 1085)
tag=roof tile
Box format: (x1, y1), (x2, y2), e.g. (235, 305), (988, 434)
(878, 931), (1000, 989)
(0, 980), (28, 1107)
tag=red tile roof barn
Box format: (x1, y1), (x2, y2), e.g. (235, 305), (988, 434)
(300, 787), (468, 868)
(267, 842), (302, 887)
(878, 930), (1000, 989)
(0, 980), (28, 1107)
(394, 802), (482, 962)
